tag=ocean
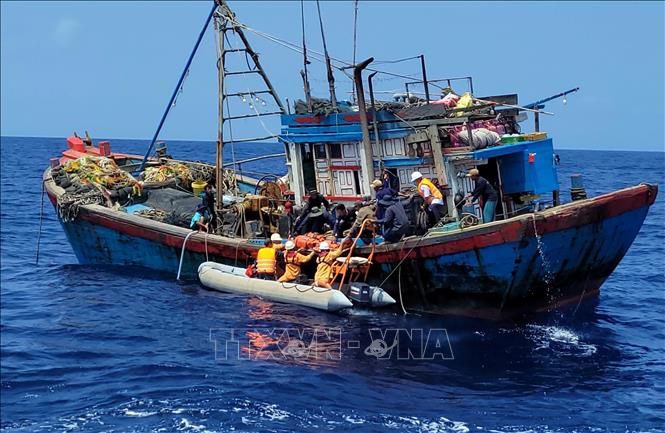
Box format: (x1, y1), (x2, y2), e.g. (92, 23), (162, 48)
(1, 136), (663, 433)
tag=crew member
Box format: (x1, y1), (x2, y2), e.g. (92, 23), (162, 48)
(255, 239), (277, 280)
(332, 204), (354, 238)
(294, 189), (332, 233)
(372, 178), (396, 220)
(202, 184), (217, 231)
(190, 204), (209, 232)
(466, 168), (498, 223)
(349, 199), (376, 244)
(313, 241), (346, 288)
(278, 240), (316, 283)
(375, 195), (410, 243)
(411, 171), (445, 225)
(298, 206), (327, 234)
(270, 233), (286, 279)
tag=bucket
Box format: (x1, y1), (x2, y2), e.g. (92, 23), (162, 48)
(192, 180), (207, 197)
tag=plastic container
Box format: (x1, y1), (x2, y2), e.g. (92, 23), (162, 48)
(191, 180), (207, 197)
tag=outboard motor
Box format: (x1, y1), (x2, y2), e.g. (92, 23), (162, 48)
(348, 283), (396, 307)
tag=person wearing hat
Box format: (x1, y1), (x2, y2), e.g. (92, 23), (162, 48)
(278, 240), (316, 283)
(270, 233), (286, 278)
(297, 206), (327, 235)
(466, 168), (498, 223)
(190, 203), (209, 232)
(294, 189), (332, 233)
(313, 241), (346, 288)
(411, 171), (445, 225)
(374, 194), (410, 243)
(372, 178), (396, 220)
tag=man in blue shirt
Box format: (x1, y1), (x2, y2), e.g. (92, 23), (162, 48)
(190, 204), (209, 232)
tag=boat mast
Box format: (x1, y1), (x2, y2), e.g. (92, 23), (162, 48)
(315, 0), (337, 111)
(213, 0), (286, 221)
(214, 2), (225, 220)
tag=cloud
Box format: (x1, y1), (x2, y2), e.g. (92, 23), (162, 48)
(52, 18), (80, 47)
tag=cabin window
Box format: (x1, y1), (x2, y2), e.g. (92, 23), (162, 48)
(314, 143), (327, 159)
(329, 143), (343, 159)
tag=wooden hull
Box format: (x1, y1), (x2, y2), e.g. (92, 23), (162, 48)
(44, 168), (658, 318)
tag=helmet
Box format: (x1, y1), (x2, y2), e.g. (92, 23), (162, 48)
(284, 240), (295, 250)
(319, 241), (330, 251)
(270, 233), (282, 242)
(410, 171), (423, 182)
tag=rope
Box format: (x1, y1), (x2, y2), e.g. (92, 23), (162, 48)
(35, 179), (45, 265)
(377, 236), (425, 288)
(177, 230), (197, 281)
(397, 264), (407, 315)
(204, 232), (210, 262)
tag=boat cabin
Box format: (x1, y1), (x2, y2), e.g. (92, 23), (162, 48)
(280, 86), (560, 221)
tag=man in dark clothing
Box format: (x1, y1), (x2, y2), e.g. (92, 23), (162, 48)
(372, 179), (397, 220)
(202, 184), (217, 231)
(299, 206), (327, 234)
(294, 189), (331, 233)
(466, 168), (499, 223)
(332, 203), (354, 238)
(375, 195), (410, 243)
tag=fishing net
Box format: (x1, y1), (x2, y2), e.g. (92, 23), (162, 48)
(143, 162), (193, 185)
(63, 156), (139, 190)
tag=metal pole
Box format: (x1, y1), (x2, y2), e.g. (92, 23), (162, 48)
(534, 111), (540, 132)
(138, 3), (216, 173)
(420, 54), (430, 103)
(368, 71), (382, 167)
(215, 12), (225, 217)
(354, 57), (375, 195)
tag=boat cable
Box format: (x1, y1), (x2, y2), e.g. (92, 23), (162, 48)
(397, 264), (407, 315)
(204, 232), (209, 262)
(177, 230), (198, 281)
(376, 236), (426, 289)
(223, 15), (422, 84)
(35, 179), (46, 265)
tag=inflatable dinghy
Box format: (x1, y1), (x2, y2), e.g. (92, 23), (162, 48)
(198, 262), (395, 312)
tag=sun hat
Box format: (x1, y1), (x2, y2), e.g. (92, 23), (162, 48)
(371, 179), (383, 188)
(309, 206), (324, 217)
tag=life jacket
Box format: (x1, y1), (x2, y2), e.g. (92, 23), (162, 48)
(256, 247), (277, 274)
(417, 178), (443, 202)
(285, 251), (298, 264)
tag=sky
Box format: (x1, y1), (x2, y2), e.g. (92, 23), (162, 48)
(1, 1), (663, 151)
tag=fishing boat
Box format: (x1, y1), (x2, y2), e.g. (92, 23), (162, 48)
(42, 1), (658, 318)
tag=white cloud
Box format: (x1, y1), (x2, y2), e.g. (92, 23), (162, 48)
(52, 18), (80, 47)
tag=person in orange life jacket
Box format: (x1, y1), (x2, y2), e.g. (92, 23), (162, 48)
(411, 171), (445, 225)
(270, 233), (286, 279)
(190, 204), (209, 232)
(466, 168), (498, 223)
(278, 240), (316, 283)
(313, 240), (347, 288)
(255, 238), (278, 280)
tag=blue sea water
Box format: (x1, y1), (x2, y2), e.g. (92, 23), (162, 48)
(1, 136), (664, 433)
